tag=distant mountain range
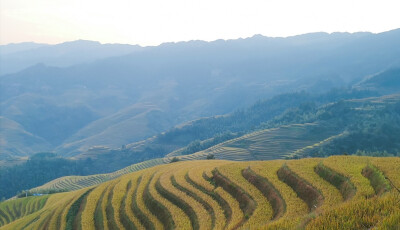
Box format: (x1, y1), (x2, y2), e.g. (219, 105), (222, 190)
(1, 29), (400, 160)
(0, 40), (142, 75)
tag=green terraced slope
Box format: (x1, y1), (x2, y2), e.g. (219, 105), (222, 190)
(0, 196), (49, 227)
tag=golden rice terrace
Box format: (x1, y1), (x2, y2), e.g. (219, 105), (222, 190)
(0, 156), (399, 229)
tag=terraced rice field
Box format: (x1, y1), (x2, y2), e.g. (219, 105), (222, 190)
(4, 156), (399, 229)
(29, 123), (341, 194)
(188, 123), (340, 161)
(30, 158), (165, 193)
(0, 196), (48, 227)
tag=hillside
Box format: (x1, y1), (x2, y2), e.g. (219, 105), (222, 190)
(63, 88), (378, 166)
(26, 93), (400, 196)
(1, 91), (324, 199)
(29, 158), (165, 194)
(0, 117), (51, 158)
(172, 123), (340, 161)
(264, 93), (400, 157)
(57, 103), (174, 156)
(2, 30), (400, 158)
(2, 90), (397, 199)
(356, 68), (400, 93)
(72, 90), (399, 171)
(1, 156), (399, 229)
(27, 122), (341, 194)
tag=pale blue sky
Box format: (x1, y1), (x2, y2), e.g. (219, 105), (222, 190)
(1, 0), (400, 45)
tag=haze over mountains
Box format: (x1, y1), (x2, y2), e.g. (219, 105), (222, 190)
(2, 29), (400, 200)
(0, 40), (142, 75)
(1, 29), (400, 160)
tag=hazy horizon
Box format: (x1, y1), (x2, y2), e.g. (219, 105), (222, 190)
(1, 0), (400, 46)
(1, 28), (399, 47)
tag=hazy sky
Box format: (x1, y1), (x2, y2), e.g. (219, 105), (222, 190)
(1, 0), (400, 46)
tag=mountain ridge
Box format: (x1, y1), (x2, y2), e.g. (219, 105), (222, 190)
(2, 29), (400, 157)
